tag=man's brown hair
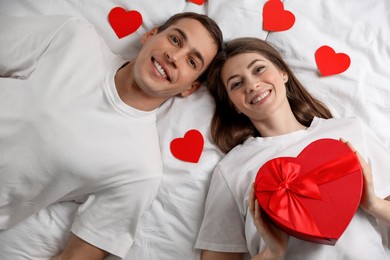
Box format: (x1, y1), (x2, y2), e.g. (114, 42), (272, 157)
(157, 12), (223, 83)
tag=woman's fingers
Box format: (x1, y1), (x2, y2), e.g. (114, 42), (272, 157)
(249, 184), (255, 214)
(254, 198), (260, 219)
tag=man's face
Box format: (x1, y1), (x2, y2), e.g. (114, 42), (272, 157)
(133, 18), (218, 99)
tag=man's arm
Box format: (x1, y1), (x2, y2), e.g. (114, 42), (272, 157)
(52, 233), (108, 260)
(201, 250), (243, 260)
(0, 15), (71, 79)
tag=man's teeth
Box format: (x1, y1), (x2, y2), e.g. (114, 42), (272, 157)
(153, 61), (167, 79)
(252, 90), (270, 104)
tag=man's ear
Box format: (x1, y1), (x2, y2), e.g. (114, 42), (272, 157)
(141, 27), (158, 44)
(179, 81), (202, 97)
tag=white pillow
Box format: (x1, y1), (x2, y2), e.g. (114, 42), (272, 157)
(208, 0), (269, 41)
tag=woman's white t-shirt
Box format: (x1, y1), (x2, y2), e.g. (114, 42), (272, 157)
(196, 117), (390, 259)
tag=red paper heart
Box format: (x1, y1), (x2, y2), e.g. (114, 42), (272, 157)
(255, 138), (362, 245)
(170, 129), (204, 163)
(188, 0), (206, 5)
(263, 0), (295, 31)
(315, 45), (351, 76)
(108, 7), (142, 39)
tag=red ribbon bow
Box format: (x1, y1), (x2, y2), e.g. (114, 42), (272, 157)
(255, 153), (360, 236)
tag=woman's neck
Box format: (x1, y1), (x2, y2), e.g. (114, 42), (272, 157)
(253, 110), (307, 138)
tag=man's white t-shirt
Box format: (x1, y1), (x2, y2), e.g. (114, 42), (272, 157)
(0, 16), (163, 258)
(196, 117), (390, 259)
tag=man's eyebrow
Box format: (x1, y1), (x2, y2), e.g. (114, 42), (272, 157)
(173, 28), (205, 68)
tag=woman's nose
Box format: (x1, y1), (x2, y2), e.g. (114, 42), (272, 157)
(246, 80), (258, 93)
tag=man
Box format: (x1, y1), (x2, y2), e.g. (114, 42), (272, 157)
(0, 12), (222, 259)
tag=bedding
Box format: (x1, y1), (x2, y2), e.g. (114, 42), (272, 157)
(0, 0), (389, 259)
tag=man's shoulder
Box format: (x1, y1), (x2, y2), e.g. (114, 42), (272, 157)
(0, 15), (87, 79)
(58, 17), (98, 40)
(50, 16), (111, 57)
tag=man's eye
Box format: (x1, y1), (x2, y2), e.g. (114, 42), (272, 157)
(170, 36), (180, 46)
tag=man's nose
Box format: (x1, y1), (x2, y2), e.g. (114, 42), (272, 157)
(166, 50), (184, 68)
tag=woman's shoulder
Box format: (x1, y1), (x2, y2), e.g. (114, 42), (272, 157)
(217, 136), (281, 173)
(218, 139), (252, 164)
(315, 116), (364, 128)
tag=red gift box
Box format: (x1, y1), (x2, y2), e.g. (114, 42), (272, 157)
(254, 138), (363, 245)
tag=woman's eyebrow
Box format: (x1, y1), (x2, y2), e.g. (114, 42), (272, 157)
(225, 59), (266, 86)
(247, 59), (265, 69)
(226, 74), (239, 87)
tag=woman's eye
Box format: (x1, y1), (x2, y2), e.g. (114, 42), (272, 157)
(254, 66), (264, 74)
(231, 81), (242, 90)
(188, 58), (197, 69)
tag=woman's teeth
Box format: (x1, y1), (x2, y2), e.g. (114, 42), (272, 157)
(252, 90), (270, 104)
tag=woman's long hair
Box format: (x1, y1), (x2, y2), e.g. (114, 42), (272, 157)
(207, 37), (333, 153)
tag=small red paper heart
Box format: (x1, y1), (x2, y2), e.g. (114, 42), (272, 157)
(188, 0), (206, 5)
(263, 0), (295, 31)
(170, 129), (204, 163)
(255, 138), (362, 245)
(108, 7), (142, 39)
(315, 45), (351, 76)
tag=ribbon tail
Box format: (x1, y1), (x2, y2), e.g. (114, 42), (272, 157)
(269, 189), (290, 222)
(289, 193), (321, 236)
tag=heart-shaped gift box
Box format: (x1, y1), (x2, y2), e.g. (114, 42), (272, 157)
(254, 138), (363, 245)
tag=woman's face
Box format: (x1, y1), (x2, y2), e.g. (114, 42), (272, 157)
(221, 52), (289, 122)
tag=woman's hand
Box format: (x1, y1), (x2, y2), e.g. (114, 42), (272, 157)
(248, 184), (288, 260)
(341, 139), (390, 226)
(341, 139), (378, 212)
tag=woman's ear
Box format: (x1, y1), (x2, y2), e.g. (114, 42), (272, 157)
(141, 27), (158, 44)
(179, 81), (202, 97)
(282, 71), (288, 83)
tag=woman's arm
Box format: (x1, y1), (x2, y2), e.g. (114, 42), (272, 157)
(365, 195), (390, 226)
(248, 185), (288, 260)
(344, 140), (390, 226)
(52, 233), (108, 260)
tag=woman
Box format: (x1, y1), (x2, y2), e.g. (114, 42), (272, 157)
(195, 37), (390, 260)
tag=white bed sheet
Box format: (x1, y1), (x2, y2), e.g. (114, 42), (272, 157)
(0, 0), (265, 259)
(0, 0), (389, 259)
(266, 0), (390, 149)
